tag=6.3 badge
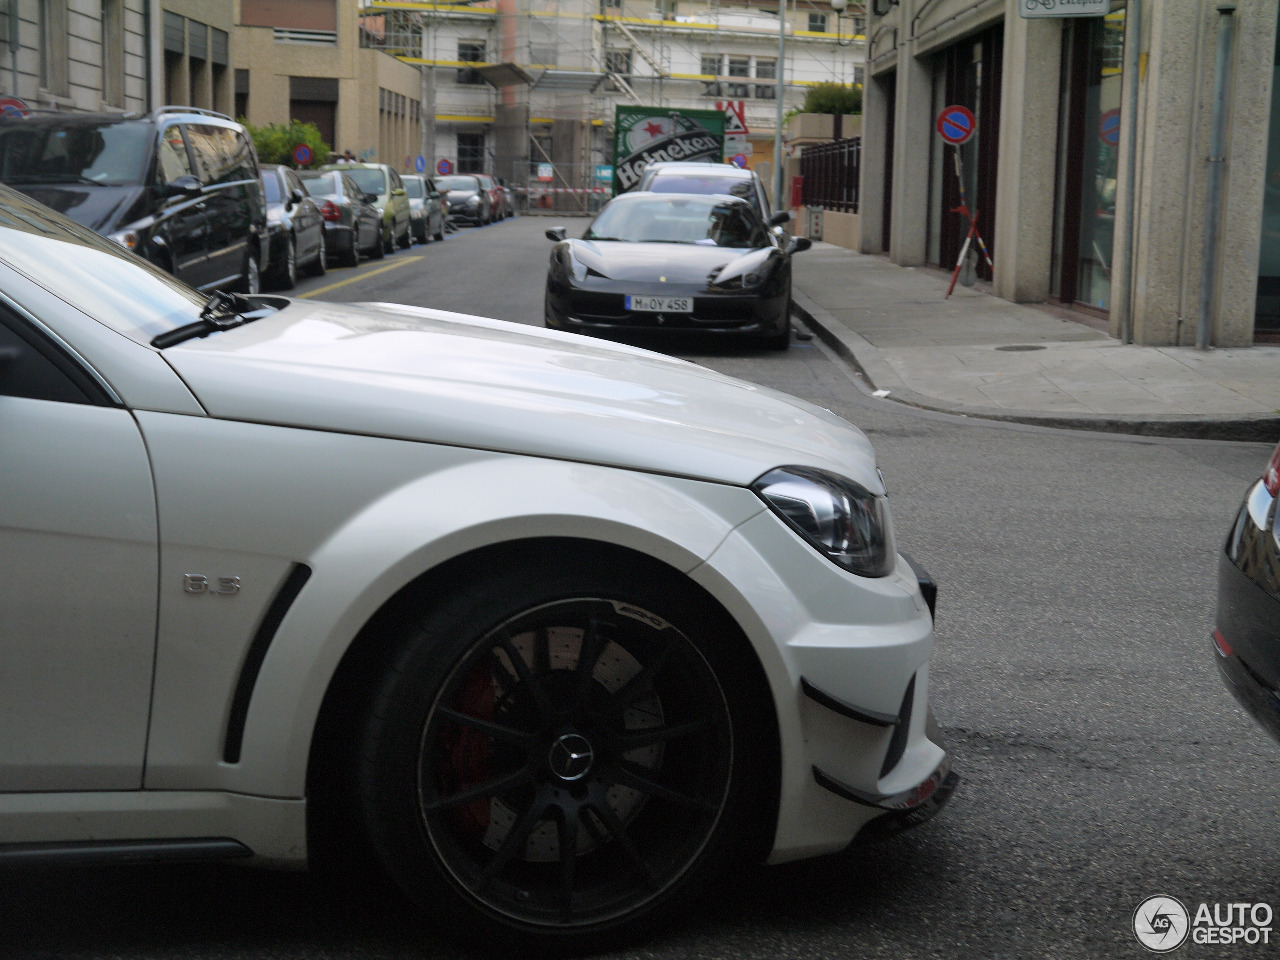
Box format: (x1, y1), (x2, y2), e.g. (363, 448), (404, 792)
(182, 574), (241, 596)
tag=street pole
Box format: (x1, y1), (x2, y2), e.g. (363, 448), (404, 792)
(772, 0), (786, 214)
(1118, 0), (1141, 344)
(1197, 3), (1236, 350)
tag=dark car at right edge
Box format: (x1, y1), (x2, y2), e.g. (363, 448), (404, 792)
(1214, 440), (1280, 743)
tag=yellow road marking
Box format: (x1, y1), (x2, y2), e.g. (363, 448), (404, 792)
(297, 256), (423, 299)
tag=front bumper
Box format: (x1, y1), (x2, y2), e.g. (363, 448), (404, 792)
(691, 510), (954, 862)
(546, 281), (790, 341)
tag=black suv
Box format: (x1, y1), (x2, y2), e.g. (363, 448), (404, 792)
(0, 106), (268, 293)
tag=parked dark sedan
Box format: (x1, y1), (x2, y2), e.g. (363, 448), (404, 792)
(544, 192), (806, 350)
(436, 174), (490, 226)
(299, 169), (384, 266)
(261, 164), (326, 289)
(1214, 440), (1280, 743)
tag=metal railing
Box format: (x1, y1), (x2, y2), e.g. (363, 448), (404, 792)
(800, 136), (860, 213)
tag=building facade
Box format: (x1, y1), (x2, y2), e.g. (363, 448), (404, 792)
(0, 0), (150, 113)
(861, 0), (1279, 347)
(367, 0), (865, 200)
(235, 0), (424, 165)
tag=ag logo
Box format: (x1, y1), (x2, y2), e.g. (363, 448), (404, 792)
(1133, 895), (1190, 952)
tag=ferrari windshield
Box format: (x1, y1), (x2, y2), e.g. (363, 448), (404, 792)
(584, 194), (769, 248)
(642, 174), (763, 216)
(0, 185), (207, 343)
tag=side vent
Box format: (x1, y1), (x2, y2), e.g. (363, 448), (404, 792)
(223, 563), (312, 763)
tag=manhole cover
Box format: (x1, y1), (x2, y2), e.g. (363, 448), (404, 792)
(995, 344), (1047, 352)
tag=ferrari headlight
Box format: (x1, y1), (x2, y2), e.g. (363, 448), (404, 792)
(752, 466), (894, 577)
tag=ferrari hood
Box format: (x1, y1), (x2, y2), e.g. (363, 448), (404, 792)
(158, 300), (880, 490)
(569, 239), (771, 286)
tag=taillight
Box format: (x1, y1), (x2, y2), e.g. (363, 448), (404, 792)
(1265, 442), (1280, 497)
(320, 201), (342, 222)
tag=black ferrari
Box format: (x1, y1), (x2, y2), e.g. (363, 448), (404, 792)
(1214, 439), (1280, 744)
(544, 192), (809, 350)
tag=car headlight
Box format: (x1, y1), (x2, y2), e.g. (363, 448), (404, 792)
(752, 466), (894, 577)
(713, 271), (762, 290)
(108, 229), (140, 250)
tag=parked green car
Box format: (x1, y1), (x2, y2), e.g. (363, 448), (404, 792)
(319, 161), (411, 253)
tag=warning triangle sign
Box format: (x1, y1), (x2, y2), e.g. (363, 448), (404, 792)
(716, 100), (749, 135)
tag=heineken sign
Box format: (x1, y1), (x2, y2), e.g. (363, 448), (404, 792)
(613, 106), (726, 194)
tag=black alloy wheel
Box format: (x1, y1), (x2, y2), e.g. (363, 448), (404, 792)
(357, 556), (769, 950)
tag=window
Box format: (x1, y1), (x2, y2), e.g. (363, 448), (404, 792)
(808, 12), (827, 32)
(102, 0), (125, 108)
(727, 57), (750, 98)
(156, 126), (193, 185)
(658, 0), (677, 19)
(457, 41), (485, 84)
(601, 0), (622, 9)
(39, 1), (70, 97)
(755, 58), (777, 100)
(458, 132), (485, 173)
(605, 48), (632, 90)
(700, 54), (721, 96)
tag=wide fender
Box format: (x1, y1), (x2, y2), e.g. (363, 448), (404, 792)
(228, 455), (764, 797)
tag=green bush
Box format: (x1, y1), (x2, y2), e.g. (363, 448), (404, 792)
(800, 83), (862, 116)
(243, 120), (331, 169)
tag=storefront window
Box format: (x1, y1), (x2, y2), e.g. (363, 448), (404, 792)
(1256, 11), (1280, 331)
(1053, 10), (1125, 312)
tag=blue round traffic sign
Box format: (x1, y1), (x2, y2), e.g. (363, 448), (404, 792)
(0, 96), (29, 118)
(936, 105), (976, 145)
(292, 143), (313, 166)
(1099, 108), (1121, 147)
(437, 158), (453, 176)
(730, 154), (748, 168)
(415, 154), (427, 173)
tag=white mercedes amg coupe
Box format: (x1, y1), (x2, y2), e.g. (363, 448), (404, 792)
(0, 187), (955, 950)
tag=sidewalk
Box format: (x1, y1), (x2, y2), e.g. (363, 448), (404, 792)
(790, 242), (1280, 442)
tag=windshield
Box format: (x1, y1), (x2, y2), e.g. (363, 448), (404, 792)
(584, 195), (769, 248)
(0, 186), (205, 343)
(300, 172), (338, 197)
(643, 174), (763, 215)
(345, 168), (386, 196)
(403, 177), (424, 199)
(437, 176), (479, 192)
(0, 120), (153, 186)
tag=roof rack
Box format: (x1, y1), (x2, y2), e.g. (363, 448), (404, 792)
(150, 105), (233, 121)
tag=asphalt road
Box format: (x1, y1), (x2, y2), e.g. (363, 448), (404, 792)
(4, 216), (1277, 960)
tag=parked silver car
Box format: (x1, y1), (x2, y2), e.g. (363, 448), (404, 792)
(403, 174), (446, 243)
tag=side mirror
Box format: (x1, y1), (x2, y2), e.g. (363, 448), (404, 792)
(768, 210), (792, 227)
(392, 188), (407, 197)
(165, 175), (204, 199)
(787, 236), (812, 254)
(546, 227), (567, 242)
(289, 189), (304, 204)
(364, 193), (379, 205)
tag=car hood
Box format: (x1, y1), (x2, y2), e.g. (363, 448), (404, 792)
(159, 300), (880, 490)
(569, 240), (773, 285)
(446, 189), (480, 201)
(11, 182), (144, 233)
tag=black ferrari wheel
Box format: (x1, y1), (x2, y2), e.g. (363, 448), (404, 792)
(357, 555), (769, 950)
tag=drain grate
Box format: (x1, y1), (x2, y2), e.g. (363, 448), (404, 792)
(995, 344), (1047, 352)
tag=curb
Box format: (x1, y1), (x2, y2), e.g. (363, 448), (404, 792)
(790, 289), (1280, 444)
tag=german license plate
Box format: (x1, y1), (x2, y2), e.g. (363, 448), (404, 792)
(626, 295), (692, 313)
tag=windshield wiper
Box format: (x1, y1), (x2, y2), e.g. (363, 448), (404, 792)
(151, 290), (277, 349)
(584, 236), (628, 242)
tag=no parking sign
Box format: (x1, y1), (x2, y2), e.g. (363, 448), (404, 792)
(292, 143), (314, 166)
(936, 105), (976, 145)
